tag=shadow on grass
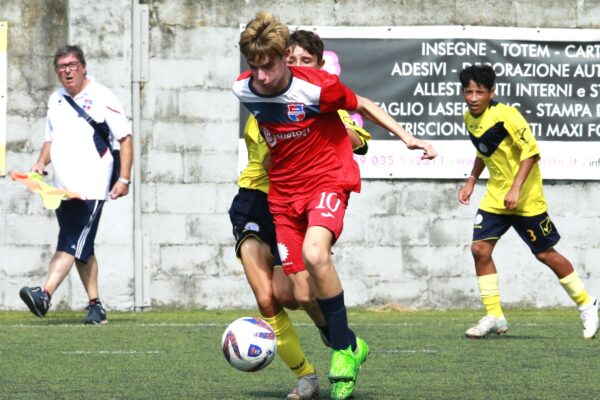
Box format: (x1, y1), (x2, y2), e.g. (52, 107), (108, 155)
(42, 317), (86, 325)
(248, 390), (290, 399)
(463, 334), (546, 340)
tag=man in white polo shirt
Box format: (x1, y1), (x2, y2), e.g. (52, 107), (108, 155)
(19, 45), (132, 325)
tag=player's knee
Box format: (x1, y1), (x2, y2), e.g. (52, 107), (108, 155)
(534, 249), (555, 264)
(302, 246), (330, 271)
(254, 291), (275, 312)
(471, 241), (492, 262)
(240, 237), (266, 259)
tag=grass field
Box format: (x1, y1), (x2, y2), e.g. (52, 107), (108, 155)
(0, 307), (598, 399)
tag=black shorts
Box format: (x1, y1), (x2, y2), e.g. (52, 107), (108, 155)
(472, 209), (561, 254)
(56, 199), (105, 263)
(228, 188), (281, 266)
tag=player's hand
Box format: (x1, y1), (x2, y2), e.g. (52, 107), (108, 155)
(30, 163), (46, 176)
(458, 183), (473, 205)
(406, 138), (437, 160)
(109, 181), (129, 199)
(504, 187), (520, 210)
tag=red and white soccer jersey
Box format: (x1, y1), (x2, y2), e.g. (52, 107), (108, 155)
(233, 67), (361, 273)
(232, 66), (361, 204)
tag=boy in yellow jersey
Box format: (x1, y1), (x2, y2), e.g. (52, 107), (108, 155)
(457, 65), (599, 339)
(287, 30), (371, 155)
(228, 30), (372, 400)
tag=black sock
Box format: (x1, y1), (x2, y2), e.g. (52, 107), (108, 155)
(318, 325), (331, 344)
(317, 291), (357, 351)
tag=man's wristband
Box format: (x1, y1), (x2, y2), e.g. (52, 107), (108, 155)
(118, 177), (131, 186)
(467, 175), (477, 182)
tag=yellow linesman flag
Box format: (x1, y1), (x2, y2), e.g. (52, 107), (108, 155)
(0, 22), (7, 176)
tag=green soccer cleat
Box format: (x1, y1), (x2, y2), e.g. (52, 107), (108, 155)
(330, 380), (355, 400)
(353, 337), (369, 366)
(328, 337), (369, 400)
(329, 348), (356, 400)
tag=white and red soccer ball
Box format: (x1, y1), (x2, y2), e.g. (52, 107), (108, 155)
(221, 317), (277, 372)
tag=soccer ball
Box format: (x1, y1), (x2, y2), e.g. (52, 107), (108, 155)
(221, 317), (277, 372)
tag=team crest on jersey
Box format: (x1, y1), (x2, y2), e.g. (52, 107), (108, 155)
(82, 98), (93, 111)
(287, 103), (306, 122)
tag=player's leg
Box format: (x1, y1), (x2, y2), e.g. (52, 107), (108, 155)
(62, 199), (107, 325)
(76, 255), (99, 300)
(302, 226), (350, 345)
(76, 256), (107, 325)
(515, 212), (598, 339)
(465, 210), (510, 338)
(231, 189), (319, 398)
(19, 250), (73, 318)
(43, 251), (76, 295)
(241, 238), (319, 399)
(240, 237), (280, 316)
(303, 226), (368, 400)
(272, 266), (298, 310)
(20, 199), (103, 318)
(286, 269), (330, 346)
(302, 189), (368, 400)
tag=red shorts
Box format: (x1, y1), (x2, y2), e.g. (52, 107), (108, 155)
(270, 188), (349, 274)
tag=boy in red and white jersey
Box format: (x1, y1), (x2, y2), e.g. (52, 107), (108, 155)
(234, 12), (437, 400)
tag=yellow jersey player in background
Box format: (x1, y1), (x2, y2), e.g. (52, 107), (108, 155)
(228, 29), (372, 400)
(457, 64), (599, 339)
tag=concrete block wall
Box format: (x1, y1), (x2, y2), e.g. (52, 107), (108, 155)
(1, 0), (599, 311)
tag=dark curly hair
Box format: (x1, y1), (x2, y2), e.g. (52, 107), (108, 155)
(459, 64), (495, 90)
(289, 30), (324, 64)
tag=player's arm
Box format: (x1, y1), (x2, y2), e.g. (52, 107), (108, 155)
(504, 155), (537, 211)
(458, 157), (486, 205)
(110, 135), (133, 199)
(353, 95), (437, 159)
(31, 141), (51, 174)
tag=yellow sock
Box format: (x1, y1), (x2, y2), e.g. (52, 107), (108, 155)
(262, 310), (316, 378)
(478, 274), (503, 318)
(559, 271), (591, 307)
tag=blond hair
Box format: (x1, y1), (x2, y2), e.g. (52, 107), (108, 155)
(239, 12), (290, 63)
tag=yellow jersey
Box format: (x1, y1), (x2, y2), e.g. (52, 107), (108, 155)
(337, 110), (371, 155)
(238, 111), (372, 194)
(464, 101), (547, 216)
(237, 115), (270, 194)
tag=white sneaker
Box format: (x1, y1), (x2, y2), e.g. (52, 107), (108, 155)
(287, 373), (320, 400)
(579, 297), (599, 339)
(465, 315), (509, 338)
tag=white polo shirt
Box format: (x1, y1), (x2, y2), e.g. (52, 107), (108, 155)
(45, 78), (131, 199)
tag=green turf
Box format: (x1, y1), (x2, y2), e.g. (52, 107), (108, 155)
(0, 308), (598, 399)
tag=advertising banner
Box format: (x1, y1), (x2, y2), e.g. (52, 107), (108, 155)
(239, 26), (600, 180)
